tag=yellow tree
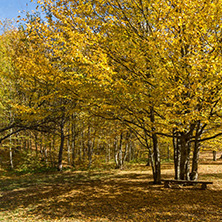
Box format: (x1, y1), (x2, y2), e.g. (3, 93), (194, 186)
(0, 29), (17, 169)
(152, 0), (222, 180)
(0, 29), (23, 143)
(49, 0), (222, 181)
(2, 26), (78, 170)
(85, 0), (222, 181)
(3, 4), (113, 170)
(34, 0), (168, 183)
(7, 0), (222, 181)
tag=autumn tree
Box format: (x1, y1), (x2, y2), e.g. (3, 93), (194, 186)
(153, 0), (222, 180)
(42, 0), (222, 182)
(2, 0), (222, 182)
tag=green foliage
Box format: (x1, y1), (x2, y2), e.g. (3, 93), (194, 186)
(15, 150), (53, 174)
(128, 158), (147, 165)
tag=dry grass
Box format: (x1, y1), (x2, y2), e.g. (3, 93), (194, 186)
(0, 152), (222, 221)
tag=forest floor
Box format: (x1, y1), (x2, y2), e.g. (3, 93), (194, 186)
(0, 152), (222, 221)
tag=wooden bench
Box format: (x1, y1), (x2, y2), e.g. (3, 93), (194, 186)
(162, 179), (213, 190)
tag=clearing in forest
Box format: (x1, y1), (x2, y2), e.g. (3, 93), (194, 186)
(0, 153), (222, 222)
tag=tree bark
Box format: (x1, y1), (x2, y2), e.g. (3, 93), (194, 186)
(71, 117), (76, 167)
(87, 126), (94, 169)
(58, 120), (65, 171)
(9, 128), (14, 169)
(191, 121), (201, 180)
(114, 136), (118, 167)
(152, 132), (161, 184)
(179, 133), (191, 180)
(144, 129), (154, 172)
(118, 132), (123, 169)
(150, 107), (161, 184)
(67, 128), (71, 165)
(213, 151), (217, 161)
(34, 133), (38, 157)
(52, 134), (56, 167)
(43, 136), (48, 164)
(114, 133), (124, 169)
(128, 135), (132, 162)
(173, 130), (180, 180)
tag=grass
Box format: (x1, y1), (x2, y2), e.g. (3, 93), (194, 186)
(0, 153), (222, 221)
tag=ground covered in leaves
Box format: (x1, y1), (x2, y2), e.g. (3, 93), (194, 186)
(0, 154), (222, 221)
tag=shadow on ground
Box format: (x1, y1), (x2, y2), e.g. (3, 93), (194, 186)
(0, 169), (222, 221)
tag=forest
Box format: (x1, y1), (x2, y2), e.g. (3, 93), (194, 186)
(1, 0), (222, 182)
(0, 0), (222, 222)
(0, 1), (222, 220)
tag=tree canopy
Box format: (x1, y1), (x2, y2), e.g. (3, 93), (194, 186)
(1, 0), (222, 183)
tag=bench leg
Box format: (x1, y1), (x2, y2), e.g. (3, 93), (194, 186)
(201, 183), (207, 190)
(164, 181), (171, 188)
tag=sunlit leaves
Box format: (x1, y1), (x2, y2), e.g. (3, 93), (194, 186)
(2, 0), (222, 144)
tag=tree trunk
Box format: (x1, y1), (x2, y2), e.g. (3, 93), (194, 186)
(144, 129), (154, 169)
(52, 134), (56, 167)
(39, 135), (44, 161)
(87, 126), (92, 168)
(58, 121), (65, 171)
(173, 131), (180, 180)
(177, 127), (196, 181)
(9, 128), (13, 169)
(43, 136), (48, 164)
(114, 136), (119, 167)
(118, 133), (123, 169)
(49, 135), (53, 167)
(114, 133), (124, 169)
(108, 143), (111, 162)
(71, 118), (76, 167)
(67, 128), (71, 165)
(87, 126), (94, 169)
(128, 136), (132, 162)
(28, 132), (32, 151)
(213, 151), (217, 161)
(114, 134), (124, 169)
(192, 146), (200, 173)
(124, 142), (128, 162)
(150, 107), (161, 184)
(191, 122), (201, 180)
(190, 140), (200, 181)
(106, 141), (111, 163)
(124, 131), (131, 162)
(81, 131), (85, 161)
(152, 132), (161, 184)
(34, 133), (38, 157)
(179, 133), (190, 180)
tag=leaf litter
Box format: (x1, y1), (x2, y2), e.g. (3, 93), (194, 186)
(0, 159), (221, 221)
